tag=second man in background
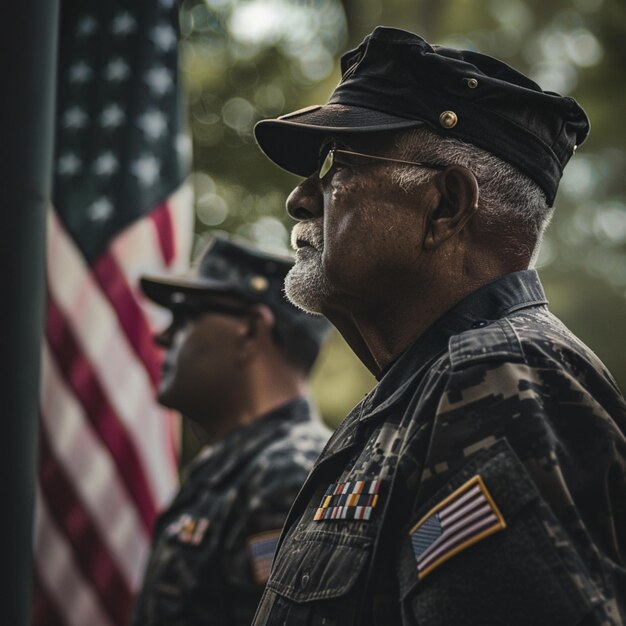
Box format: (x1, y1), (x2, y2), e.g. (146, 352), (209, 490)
(131, 236), (331, 626)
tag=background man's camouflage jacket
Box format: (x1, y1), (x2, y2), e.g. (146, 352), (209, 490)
(252, 270), (626, 626)
(131, 398), (330, 626)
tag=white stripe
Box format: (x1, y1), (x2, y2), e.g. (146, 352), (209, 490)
(419, 513), (498, 571)
(164, 182), (194, 272)
(440, 492), (486, 528)
(47, 209), (178, 507)
(439, 485), (482, 521)
(34, 489), (112, 626)
(112, 183), (193, 278)
(112, 184), (193, 332)
(418, 501), (491, 564)
(41, 342), (150, 589)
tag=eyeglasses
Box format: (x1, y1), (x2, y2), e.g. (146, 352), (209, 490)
(319, 148), (446, 180)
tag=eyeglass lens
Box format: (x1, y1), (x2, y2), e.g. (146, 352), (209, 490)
(319, 149), (335, 179)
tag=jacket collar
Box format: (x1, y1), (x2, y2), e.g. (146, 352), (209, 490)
(360, 269), (547, 420)
(184, 397), (311, 487)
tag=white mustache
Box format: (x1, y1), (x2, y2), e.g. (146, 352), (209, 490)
(291, 221), (324, 251)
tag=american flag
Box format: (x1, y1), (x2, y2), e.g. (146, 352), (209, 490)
(34, 1), (192, 624)
(409, 475), (506, 580)
(247, 531), (282, 585)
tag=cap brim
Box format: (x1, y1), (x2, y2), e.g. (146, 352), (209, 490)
(140, 275), (242, 309)
(254, 103), (424, 177)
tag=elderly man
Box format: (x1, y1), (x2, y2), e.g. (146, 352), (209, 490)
(251, 27), (626, 626)
(131, 237), (330, 626)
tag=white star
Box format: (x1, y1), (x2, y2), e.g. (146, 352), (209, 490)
(176, 133), (192, 160)
(151, 24), (177, 51)
(145, 66), (173, 96)
(138, 109), (168, 140)
(105, 58), (131, 81)
(69, 61), (93, 84)
(88, 198), (114, 222)
(93, 152), (119, 176)
(57, 153), (82, 176)
(76, 16), (97, 37)
(111, 12), (137, 36)
(132, 154), (161, 186)
(100, 103), (126, 128)
(63, 106), (88, 129)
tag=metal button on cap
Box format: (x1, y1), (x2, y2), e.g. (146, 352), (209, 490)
(170, 291), (186, 304)
(466, 78), (478, 89)
(249, 275), (269, 292)
(439, 110), (458, 129)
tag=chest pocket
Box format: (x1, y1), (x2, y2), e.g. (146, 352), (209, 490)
(258, 421), (404, 625)
(398, 438), (597, 626)
(142, 504), (220, 624)
(264, 530), (372, 625)
(141, 540), (207, 624)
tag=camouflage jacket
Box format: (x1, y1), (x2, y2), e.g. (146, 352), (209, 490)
(131, 398), (330, 626)
(253, 270), (626, 626)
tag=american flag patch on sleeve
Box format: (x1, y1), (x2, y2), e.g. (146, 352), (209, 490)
(247, 530), (281, 584)
(409, 475), (506, 580)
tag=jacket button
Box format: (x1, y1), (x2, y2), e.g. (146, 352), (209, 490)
(301, 572), (310, 589)
(471, 320), (488, 328)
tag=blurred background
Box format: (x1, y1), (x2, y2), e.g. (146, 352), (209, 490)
(178, 0), (626, 433)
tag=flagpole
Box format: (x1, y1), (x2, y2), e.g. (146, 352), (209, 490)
(0, 2), (59, 624)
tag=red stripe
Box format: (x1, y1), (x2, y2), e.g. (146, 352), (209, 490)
(46, 291), (157, 532)
(92, 251), (162, 388)
(91, 243), (178, 472)
(38, 426), (133, 625)
(32, 564), (67, 626)
(149, 201), (180, 466)
(150, 201), (175, 266)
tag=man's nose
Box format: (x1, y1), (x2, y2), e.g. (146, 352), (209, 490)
(286, 176), (323, 221)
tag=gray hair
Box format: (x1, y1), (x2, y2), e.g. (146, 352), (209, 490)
(393, 127), (552, 256)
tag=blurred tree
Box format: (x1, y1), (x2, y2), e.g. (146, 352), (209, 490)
(179, 0), (374, 436)
(178, 0), (626, 438)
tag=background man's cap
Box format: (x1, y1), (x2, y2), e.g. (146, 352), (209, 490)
(254, 26), (590, 206)
(141, 236), (330, 347)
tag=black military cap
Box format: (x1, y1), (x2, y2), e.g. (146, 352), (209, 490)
(255, 26), (590, 206)
(141, 236), (330, 347)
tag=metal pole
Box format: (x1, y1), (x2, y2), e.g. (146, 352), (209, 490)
(0, 2), (59, 624)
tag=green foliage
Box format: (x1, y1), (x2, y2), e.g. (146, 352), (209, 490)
(180, 0), (347, 256)
(179, 0), (626, 430)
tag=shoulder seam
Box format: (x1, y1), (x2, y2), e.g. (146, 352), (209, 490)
(449, 319), (526, 371)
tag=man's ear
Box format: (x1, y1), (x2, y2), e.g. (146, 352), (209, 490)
(250, 304), (275, 334)
(236, 304), (275, 361)
(423, 165), (479, 250)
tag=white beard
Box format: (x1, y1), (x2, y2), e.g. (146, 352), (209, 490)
(285, 221), (332, 314)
